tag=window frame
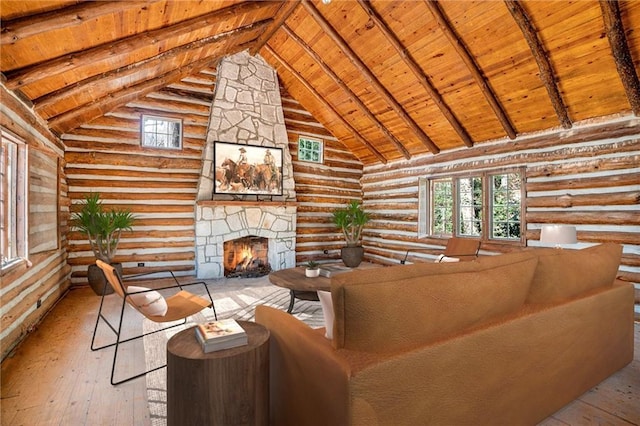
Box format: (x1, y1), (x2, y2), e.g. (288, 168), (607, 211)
(419, 167), (525, 244)
(297, 136), (324, 164)
(1, 127), (29, 270)
(141, 115), (183, 150)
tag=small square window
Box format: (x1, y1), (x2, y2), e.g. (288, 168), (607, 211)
(298, 136), (323, 164)
(141, 115), (182, 150)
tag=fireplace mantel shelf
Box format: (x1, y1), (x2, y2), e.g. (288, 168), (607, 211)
(198, 200), (298, 207)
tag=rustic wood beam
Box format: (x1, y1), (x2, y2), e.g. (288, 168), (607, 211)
(250, 0), (301, 55)
(357, 0), (474, 148)
(4, 1), (275, 89)
(301, 0), (440, 154)
(1, 1), (163, 45)
(281, 24), (411, 160)
(424, 0), (517, 139)
(34, 21), (271, 118)
(504, 0), (572, 129)
(599, 0), (640, 115)
(47, 34), (246, 135)
(263, 45), (388, 164)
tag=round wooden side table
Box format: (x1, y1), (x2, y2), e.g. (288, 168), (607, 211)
(166, 320), (270, 426)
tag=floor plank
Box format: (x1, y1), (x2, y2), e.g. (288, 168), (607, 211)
(1, 284), (639, 425)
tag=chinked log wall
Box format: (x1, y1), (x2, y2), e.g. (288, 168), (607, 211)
(0, 84), (71, 360)
(281, 88), (364, 266)
(64, 72), (354, 281)
(361, 115), (640, 284)
(64, 69), (217, 282)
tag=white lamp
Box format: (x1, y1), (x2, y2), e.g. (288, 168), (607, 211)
(540, 225), (577, 248)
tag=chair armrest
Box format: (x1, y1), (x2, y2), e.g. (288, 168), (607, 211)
(255, 305), (351, 426)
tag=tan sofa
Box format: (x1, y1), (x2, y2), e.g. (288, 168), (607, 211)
(255, 243), (635, 426)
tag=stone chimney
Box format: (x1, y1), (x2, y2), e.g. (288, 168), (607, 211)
(194, 51), (297, 279)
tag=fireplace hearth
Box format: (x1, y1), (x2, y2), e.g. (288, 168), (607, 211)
(224, 236), (271, 278)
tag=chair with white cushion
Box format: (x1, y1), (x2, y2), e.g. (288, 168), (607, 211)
(91, 259), (216, 385)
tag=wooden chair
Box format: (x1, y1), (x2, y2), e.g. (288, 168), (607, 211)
(400, 237), (481, 264)
(442, 237), (481, 261)
(91, 260), (217, 385)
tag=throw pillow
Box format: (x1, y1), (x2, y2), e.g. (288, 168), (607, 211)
(317, 290), (334, 340)
(435, 254), (460, 263)
(127, 286), (168, 317)
(526, 243), (622, 304)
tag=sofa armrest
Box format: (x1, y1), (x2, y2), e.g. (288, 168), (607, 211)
(255, 305), (352, 426)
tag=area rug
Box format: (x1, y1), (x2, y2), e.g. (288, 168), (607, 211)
(142, 276), (324, 425)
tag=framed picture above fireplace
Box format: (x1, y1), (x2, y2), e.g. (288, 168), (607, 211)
(214, 141), (283, 196)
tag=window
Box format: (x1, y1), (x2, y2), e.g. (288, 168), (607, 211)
(491, 173), (521, 240)
(458, 176), (483, 237)
(1, 128), (28, 269)
(420, 169), (524, 242)
(298, 136), (323, 163)
(431, 179), (453, 235)
(141, 115), (182, 149)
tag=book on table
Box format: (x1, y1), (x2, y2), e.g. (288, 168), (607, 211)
(318, 264), (352, 278)
(195, 318), (248, 353)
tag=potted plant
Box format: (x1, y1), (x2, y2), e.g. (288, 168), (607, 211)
(332, 200), (370, 267)
(71, 193), (135, 295)
(305, 260), (320, 278)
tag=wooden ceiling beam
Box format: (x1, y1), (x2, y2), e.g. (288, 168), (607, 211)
(301, 0), (440, 155)
(250, 0), (301, 56)
(599, 0), (640, 115)
(47, 34), (248, 135)
(34, 21), (271, 118)
(424, 0), (517, 140)
(358, 0), (473, 148)
(504, 0), (572, 129)
(4, 1), (275, 89)
(263, 45), (388, 164)
(281, 24), (411, 160)
(1, 1), (162, 45)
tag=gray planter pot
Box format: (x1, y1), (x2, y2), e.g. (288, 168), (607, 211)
(87, 262), (121, 296)
(341, 246), (364, 268)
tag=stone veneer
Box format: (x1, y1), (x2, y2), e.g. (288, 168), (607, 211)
(195, 51), (296, 279)
(196, 203), (296, 278)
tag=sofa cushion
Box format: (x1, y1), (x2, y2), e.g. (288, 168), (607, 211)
(333, 250), (537, 288)
(526, 243), (622, 304)
(331, 255), (538, 352)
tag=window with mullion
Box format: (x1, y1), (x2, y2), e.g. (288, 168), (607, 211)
(491, 173), (522, 240)
(430, 179), (453, 236)
(1, 128), (28, 269)
(458, 176), (482, 237)
(141, 115), (182, 149)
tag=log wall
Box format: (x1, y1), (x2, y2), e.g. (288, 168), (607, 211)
(361, 115), (640, 283)
(64, 69), (217, 282)
(0, 84), (71, 361)
(281, 88), (364, 266)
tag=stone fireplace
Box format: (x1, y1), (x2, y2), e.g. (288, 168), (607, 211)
(195, 51), (297, 279)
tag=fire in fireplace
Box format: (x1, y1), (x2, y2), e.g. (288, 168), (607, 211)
(223, 236), (271, 278)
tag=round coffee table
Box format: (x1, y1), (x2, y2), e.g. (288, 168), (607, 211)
(268, 267), (331, 313)
(166, 321), (269, 425)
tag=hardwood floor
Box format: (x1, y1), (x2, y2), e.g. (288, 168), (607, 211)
(1, 285), (639, 426)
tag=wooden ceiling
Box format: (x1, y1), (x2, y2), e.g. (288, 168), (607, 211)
(2, 0), (639, 165)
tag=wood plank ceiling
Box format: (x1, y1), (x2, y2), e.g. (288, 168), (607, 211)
(1, 0), (639, 165)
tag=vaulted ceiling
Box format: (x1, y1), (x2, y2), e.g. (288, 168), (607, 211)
(1, 0), (639, 165)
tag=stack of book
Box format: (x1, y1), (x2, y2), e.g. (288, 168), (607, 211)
(319, 264), (352, 278)
(194, 319), (248, 353)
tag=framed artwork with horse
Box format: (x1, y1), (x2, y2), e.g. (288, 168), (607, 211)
(214, 141), (283, 196)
